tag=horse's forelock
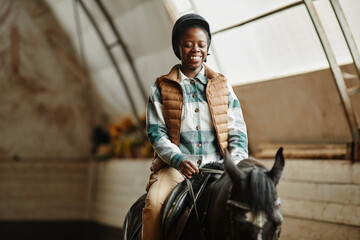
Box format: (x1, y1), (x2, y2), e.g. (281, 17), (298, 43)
(248, 168), (276, 217)
(237, 159), (276, 217)
(226, 158), (277, 217)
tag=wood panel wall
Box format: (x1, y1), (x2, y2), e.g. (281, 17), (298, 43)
(0, 158), (150, 225)
(89, 159), (360, 240)
(89, 159), (151, 228)
(261, 159), (360, 240)
(1, 158), (359, 239)
(0, 159), (91, 220)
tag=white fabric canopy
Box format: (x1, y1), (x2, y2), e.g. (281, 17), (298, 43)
(47, 0), (360, 118)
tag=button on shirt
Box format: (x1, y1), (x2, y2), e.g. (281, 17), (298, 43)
(147, 66), (248, 168)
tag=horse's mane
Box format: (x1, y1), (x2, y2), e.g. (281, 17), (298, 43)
(238, 159), (276, 216)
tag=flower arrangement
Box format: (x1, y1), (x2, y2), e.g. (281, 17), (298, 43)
(94, 114), (154, 160)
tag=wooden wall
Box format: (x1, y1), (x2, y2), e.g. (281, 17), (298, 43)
(89, 159), (360, 240)
(1, 158), (359, 240)
(0, 159), (91, 221)
(89, 159), (151, 228)
(0, 158), (148, 224)
(262, 159), (360, 240)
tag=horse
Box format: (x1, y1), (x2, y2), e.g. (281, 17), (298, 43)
(123, 148), (285, 240)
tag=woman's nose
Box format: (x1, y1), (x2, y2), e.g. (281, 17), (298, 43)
(192, 45), (200, 52)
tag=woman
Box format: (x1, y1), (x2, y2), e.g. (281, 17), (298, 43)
(142, 13), (248, 240)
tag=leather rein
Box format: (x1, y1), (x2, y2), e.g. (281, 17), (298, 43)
(184, 167), (223, 240)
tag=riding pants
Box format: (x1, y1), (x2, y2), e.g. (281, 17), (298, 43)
(142, 166), (184, 240)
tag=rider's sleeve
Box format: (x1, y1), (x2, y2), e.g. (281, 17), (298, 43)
(227, 82), (249, 163)
(146, 83), (186, 168)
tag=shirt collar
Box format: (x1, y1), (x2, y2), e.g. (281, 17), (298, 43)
(178, 65), (207, 84)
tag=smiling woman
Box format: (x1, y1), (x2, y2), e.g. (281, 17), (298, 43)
(139, 13), (249, 240)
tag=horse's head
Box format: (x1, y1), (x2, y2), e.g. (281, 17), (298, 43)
(224, 148), (285, 240)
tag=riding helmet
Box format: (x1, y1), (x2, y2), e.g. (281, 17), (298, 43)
(172, 13), (211, 60)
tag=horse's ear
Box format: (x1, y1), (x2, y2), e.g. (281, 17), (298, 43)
(268, 147), (285, 186)
(224, 149), (243, 184)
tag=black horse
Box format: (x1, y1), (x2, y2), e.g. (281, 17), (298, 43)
(123, 148), (285, 240)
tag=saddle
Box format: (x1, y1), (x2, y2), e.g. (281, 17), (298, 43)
(160, 165), (223, 240)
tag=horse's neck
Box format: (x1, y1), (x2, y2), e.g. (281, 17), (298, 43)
(204, 176), (231, 239)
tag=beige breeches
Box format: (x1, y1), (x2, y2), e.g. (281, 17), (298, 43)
(141, 166), (184, 240)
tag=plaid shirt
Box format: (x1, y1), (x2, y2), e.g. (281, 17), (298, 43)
(146, 66), (248, 168)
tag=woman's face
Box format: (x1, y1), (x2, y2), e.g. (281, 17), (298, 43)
(179, 27), (208, 76)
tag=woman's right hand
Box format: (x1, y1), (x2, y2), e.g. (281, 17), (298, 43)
(150, 157), (167, 173)
(178, 159), (199, 179)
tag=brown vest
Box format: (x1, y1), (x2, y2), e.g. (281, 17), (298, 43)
(155, 65), (228, 157)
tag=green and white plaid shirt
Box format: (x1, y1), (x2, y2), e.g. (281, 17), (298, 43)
(146, 66), (248, 168)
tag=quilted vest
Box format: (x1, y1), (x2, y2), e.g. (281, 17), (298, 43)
(155, 65), (228, 157)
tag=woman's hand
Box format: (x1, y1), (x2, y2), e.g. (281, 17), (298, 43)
(150, 157), (167, 172)
(178, 159), (199, 179)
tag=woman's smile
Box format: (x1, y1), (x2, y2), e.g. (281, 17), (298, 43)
(188, 55), (203, 64)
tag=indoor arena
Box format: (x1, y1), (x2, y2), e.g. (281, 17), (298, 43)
(0, 0), (359, 239)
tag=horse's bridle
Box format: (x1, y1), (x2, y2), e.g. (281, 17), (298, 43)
(226, 184), (282, 240)
(227, 198), (281, 211)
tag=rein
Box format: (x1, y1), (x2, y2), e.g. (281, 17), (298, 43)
(184, 167), (224, 240)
